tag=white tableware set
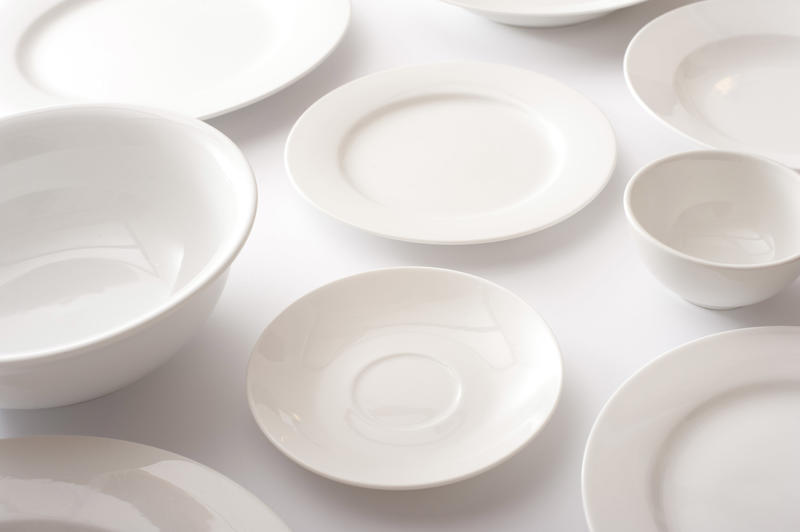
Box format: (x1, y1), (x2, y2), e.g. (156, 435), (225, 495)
(0, 0), (798, 530)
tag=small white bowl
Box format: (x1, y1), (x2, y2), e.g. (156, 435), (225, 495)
(0, 106), (256, 408)
(625, 151), (800, 309)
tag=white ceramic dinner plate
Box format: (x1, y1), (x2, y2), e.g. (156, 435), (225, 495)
(625, 0), (800, 168)
(247, 267), (562, 489)
(0, 0), (350, 119)
(583, 326), (800, 532)
(0, 435), (290, 531)
(440, 0), (649, 27)
(286, 62), (616, 244)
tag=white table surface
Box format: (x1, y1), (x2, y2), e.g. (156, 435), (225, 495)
(3, 1), (799, 530)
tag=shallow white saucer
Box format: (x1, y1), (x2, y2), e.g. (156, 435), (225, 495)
(583, 326), (800, 532)
(0, 0), (350, 119)
(625, 0), (800, 168)
(440, 0), (649, 27)
(0, 435), (289, 531)
(286, 62), (616, 244)
(247, 267), (562, 489)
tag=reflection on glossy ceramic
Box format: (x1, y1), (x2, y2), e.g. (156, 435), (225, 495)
(583, 327), (800, 532)
(440, 0), (649, 27)
(625, 0), (800, 168)
(0, 0), (350, 118)
(247, 267), (562, 489)
(287, 63), (616, 244)
(625, 151), (800, 309)
(0, 436), (290, 531)
(0, 106), (255, 408)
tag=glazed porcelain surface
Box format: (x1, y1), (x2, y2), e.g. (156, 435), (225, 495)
(0, 0), (350, 119)
(625, 0), (800, 168)
(625, 151), (800, 310)
(583, 326), (800, 532)
(0, 106), (256, 408)
(286, 62), (616, 244)
(0, 435), (289, 531)
(440, 0), (649, 27)
(247, 267), (562, 489)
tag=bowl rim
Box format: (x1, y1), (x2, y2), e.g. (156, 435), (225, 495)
(440, 0), (649, 18)
(623, 149), (800, 271)
(0, 104), (257, 364)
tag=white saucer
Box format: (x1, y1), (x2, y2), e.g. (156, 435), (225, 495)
(0, 0), (350, 119)
(286, 62), (616, 244)
(440, 0), (649, 27)
(583, 326), (800, 532)
(247, 267), (562, 489)
(625, 0), (800, 168)
(0, 435), (290, 531)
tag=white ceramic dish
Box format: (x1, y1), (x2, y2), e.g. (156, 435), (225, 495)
(0, 435), (289, 531)
(0, 105), (256, 408)
(286, 63), (616, 244)
(0, 0), (350, 119)
(625, 150), (800, 309)
(625, 0), (800, 168)
(247, 267), (562, 489)
(583, 326), (800, 532)
(440, 0), (648, 27)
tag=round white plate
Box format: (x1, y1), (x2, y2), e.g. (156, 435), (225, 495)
(247, 267), (562, 489)
(440, 0), (649, 27)
(286, 62), (616, 244)
(0, 435), (290, 531)
(0, 0), (350, 119)
(583, 326), (800, 532)
(625, 0), (800, 168)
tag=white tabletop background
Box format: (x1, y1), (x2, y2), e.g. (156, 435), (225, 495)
(3, 1), (799, 530)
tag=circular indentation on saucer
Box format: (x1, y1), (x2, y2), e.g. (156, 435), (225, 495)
(339, 94), (561, 217)
(654, 384), (800, 532)
(675, 35), (800, 154)
(16, 0), (274, 106)
(352, 353), (462, 429)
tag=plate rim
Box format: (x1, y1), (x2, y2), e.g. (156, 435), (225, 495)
(0, 434), (291, 531)
(581, 325), (800, 532)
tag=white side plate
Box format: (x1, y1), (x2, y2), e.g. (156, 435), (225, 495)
(0, 435), (290, 531)
(0, 0), (350, 119)
(247, 267), (563, 489)
(286, 63), (616, 244)
(625, 0), (800, 168)
(440, 0), (649, 27)
(583, 326), (800, 532)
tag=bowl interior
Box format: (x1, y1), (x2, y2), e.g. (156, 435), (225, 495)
(0, 108), (249, 355)
(627, 152), (800, 266)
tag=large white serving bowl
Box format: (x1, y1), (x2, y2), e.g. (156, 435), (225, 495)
(0, 435), (290, 531)
(624, 0), (800, 168)
(440, 0), (649, 27)
(247, 267), (562, 489)
(625, 151), (800, 310)
(0, 106), (256, 408)
(583, 326), (800, 532)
